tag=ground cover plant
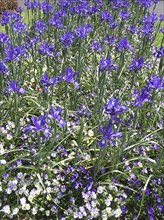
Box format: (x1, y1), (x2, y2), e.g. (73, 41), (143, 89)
(0, 0), (164, 219)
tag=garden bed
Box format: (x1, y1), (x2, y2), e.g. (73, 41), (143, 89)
(0, 0), (164, 219)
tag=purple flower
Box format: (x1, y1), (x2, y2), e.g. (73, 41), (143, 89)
(39, 2), (53, 14)
(74, 24), (93, 39)
(129, 57), (144, 71)
(153, 46), (164, 58)
(90, 41), (102, 53)
(105, 34), (115, 45)
(139, 24), (153, 37)
(98, 136), (107, 148)
(48, 11), (65, 29)
(0, 11), (22, 25)
(49, 105), (66, 128)
(0, 32), (10, 43)
(5, 45), (26, 61)
(147, 75), (164, 89)
(33, 20), (47, 34)
(119, 10), (130, 20)
(62, 67), (79, 88)
(24, 114), (50, 137)
(25, 0), (39, 9)
(146, 206), (154, 216)
(5, 80), (25, 95)
(0, 62), (8, 74)
(128, 25), (136, 34)
(38, 40), (56, 57)
(39, 73), (57, 90)
(104, 97), (127, 116)
(100, 11), (112, 22)
(99, 56), (117, 71)
(110, 21), (119, 29)
(132, 86), (151, 106)
(116, 37), (133, 52)
(98, 119), (122, 148)
(59, 31), (74, 48)
(12, 21), (27, 34)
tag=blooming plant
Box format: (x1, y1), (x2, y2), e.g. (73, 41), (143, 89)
(0, 0), (164, 219)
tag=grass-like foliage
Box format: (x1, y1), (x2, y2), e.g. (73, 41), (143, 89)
(0, 0), (164, 219)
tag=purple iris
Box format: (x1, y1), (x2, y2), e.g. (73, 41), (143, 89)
(5, 45), (26, 61)
(59, 31), (75, 48)
(128, 25), (136, 34)
(147, 75), (164, 89)
(49, 105), (66, 128)
(0, 32), (10, 43)
(100, 11), (112, 22)
(24, 114), (50, 138)
(132, 86), (151, 106)
(116, 37), (133, 52)
(38, 40), (56, 57)
(105, 97), (127, 116)
(90, 41), (102, 53)
(39, 2), (53, 14)
(98, 119), (122, 148)
(39, 73), (57, 90)
(99, 56), (117, 72)
(12, 21), (27, 34)
(62, 67), (79, 89)
(153, 46), (164, 58)
(119, 10), (130, 20)
(0, 62), (8, 74)
(105, 34), (115, 45)
(33, 20), (47, 35)
(4, 80), (25, 95)
(129, 57), (144, 71)
(25, 0), (39, 9)
(74, 24), (93, 39)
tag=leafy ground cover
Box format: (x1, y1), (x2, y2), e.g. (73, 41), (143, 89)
(0, 0), (164, 219)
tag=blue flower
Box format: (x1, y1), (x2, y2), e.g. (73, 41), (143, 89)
(62, 67), (79, 88)
(38, 40), (56, 57)
(147, 75), (164, 89)
(39, 73), (57, 90)
(0, 32), (10, 43)
(0, 62), (8, 74)
(129, 57), (144, 71)
(116, 37), (133, 52)
(99, 56), (117, 72)
(104, 97), (127, 116)
(132, 86), (151, 106)
(12, 21), (27, 34)
(98, 119), (122, 148)
(49, 105), (66, 128)
(39, 2), (53, 14)
(74, 24), (93, 39)
(90, 41), (102, 53)
(59, 31), (74, 48)
(33, 20), (47, 35)
(100, 11), (112, 22)
(5, 80), (25, 95)
(24, 114), (50, 138)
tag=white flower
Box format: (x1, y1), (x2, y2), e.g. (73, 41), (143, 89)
(46, 210), (50, 216)
(5, 188), (12, 194)
(12, 208), (19, 215)
(113, 207), (122, 218)
(97, 186), (105, 194)
(20, 197), (26, 206)
(6, 133), (12, 140)
(2, 205), (11, 214)
(0, 159), (6, 165)
(32, 207), (38, 215)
